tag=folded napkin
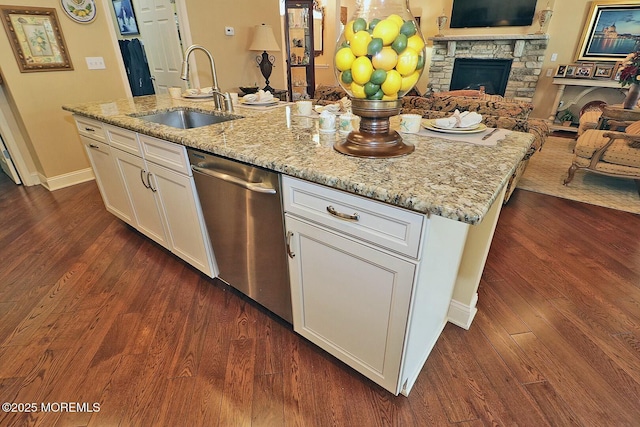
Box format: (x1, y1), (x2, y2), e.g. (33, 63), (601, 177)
(434, 110), (482, 128)
(185, 87), (214, 96)
(315, 97), (352, 114)
(242, 90), (274, 103)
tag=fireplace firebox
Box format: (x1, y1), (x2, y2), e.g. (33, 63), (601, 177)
(450, 58), (513, 96)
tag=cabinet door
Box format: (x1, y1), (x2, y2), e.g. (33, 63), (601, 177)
(147, 162), (216, 277)
(112, 148), (168, 247)
(286, 215), (416, 394)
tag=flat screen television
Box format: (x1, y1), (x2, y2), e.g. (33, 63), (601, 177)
(450, 0), (537, 28)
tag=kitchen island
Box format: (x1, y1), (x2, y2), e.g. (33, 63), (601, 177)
(63, 94), (533, 395)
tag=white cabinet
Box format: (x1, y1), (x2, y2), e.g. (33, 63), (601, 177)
(76, 116), (133, 223)
(78, 120), (216, 278)
(283, 175), (470, 396)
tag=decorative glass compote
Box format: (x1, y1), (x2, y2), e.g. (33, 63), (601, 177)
(333, 0), (426, 158)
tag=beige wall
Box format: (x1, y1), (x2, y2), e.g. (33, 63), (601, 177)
(0, 0), (616, 186)
(0, 0), (128, 184)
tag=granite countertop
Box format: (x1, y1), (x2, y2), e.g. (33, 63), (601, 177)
(63, 94), (534, 225)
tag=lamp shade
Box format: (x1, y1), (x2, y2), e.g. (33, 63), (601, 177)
(249, 24), (280, 52)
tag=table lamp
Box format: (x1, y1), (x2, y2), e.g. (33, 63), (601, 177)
(249, 24), (281, 92)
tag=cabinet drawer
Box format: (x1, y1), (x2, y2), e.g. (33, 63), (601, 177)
(74, 116), (105, 142)
(139, 134), (190, 175)
(105, 124), (141, 155)
(282, 176), (424, 258)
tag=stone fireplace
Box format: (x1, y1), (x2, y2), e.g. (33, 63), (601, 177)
(428, 34), (549, 102)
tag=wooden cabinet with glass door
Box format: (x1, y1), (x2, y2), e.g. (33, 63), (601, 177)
(285, 0), (316, 100)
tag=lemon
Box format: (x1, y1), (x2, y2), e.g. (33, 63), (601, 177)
(407, 34), (425, 53)
(367, 37), (383, 56)
(351, 82), (366, 99)
(335, 47), (356, 72)
(387, 14), (405, 29)
(391, 33), (408, 54)
(351, 30), (372, 57)
(344, 20), (356, 43)
(400, 70), (420, 92)
(372, 19), (400, 46)
(372, 47), (398, 71)
(381, 69), (402, 96)
(351, 56), (374, 85)
(353, 17), (367, 33)
(382, 93), (398, 100)
(396, 48), (419, 76)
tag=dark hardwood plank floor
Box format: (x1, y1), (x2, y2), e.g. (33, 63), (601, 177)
(0, 172), (639, 426)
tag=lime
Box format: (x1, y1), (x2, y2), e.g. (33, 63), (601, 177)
(351, 30), (372, 57)
(335, 47), (356, 72)
(381, 69), (402, 96)
(353, 17), (367, 33)
(369, 89), (384, 100)
(391, 33), (408, 54)
(370, 69), (387, 85)
(351, 56), (374, 85)
(407, 34), (425, 53)
(341, 70), (353, 85)
(396, 48), (419, 76)
(400, 20), (417, 37)
(372, 47), (398, 71)
(367, 38), (383, 56)
(416, 54), (425, 70)
(364, 82), (380, 97)
(369, 18), (381, 31)
(372, 19), (400, 46)
(351, 82), (366, 99)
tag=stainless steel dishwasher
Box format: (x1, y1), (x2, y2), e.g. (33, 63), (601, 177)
(188, 148), (292, 323)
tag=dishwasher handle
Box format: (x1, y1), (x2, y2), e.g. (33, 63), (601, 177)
(191, 164), (277, 194)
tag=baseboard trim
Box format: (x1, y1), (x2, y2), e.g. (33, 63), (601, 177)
(39, 168), (95, 191)
(447, 294), (478, 330)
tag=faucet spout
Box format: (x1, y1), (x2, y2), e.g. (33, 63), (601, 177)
(181, 44), (231, 111)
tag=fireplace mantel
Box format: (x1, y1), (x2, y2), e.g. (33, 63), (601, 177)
(430, 34), (549, 42)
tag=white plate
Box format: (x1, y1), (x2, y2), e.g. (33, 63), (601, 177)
(431, 122), (481, 131)
(240, 99), (278, 106)
(182, 93), (214, 99)
(422, 119), (487, 134)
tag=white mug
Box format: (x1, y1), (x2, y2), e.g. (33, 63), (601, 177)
(296, 100), (313, 116)
(338, 113), (354, 133)
(319, 111), (336, 132)
(399, 114), (422, 133)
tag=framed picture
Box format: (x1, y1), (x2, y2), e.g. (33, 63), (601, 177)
(565, 64), (578, 77)
(594, 63), (615, 78)
(575, 63), (595, 78)
(576, 1), (640, 62)
(612, 61), (624, 80)
(555, 65), (568, 77)
(0, 6), (73, 73)
(112, 0), (139, 36)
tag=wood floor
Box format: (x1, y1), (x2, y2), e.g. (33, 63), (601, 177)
(0, 172), (639, 427)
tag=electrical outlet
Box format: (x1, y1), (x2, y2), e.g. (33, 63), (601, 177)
(225, 26), (234, 36)
(546, 68), (553, 77)
(85, 57), (106, 70)
(550, 53), (558, 62)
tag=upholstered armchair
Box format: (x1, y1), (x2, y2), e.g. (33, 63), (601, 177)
(564, 120), (640, 196)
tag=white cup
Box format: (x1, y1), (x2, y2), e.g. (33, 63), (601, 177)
(229, 92), (239, 105)
(338, 113), (354, 133)
(296, 100), (313, 116)
(399, 114), (422, 133)
(168, 87), (182, 99)
(319, 111), (336, 132)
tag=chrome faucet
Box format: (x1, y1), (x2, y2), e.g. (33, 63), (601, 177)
(180, 44), (233, 113)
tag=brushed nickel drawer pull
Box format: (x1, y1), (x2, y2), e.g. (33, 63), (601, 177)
(84, 127), (95, 132)
(89, 143), (99, 149)
(326, 205), (360, 222)
(286, 231), (295, 258)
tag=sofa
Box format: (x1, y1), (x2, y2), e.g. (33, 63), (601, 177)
(313, 85), (550, 203)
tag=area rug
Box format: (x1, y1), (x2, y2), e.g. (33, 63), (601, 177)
(516, 135), (640, 214)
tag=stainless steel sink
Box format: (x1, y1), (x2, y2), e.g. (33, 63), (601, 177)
(134, 108), (241, 129)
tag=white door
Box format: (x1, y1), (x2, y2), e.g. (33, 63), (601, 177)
(0, 131), (21, 184)
(135, 0), (185, 93)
